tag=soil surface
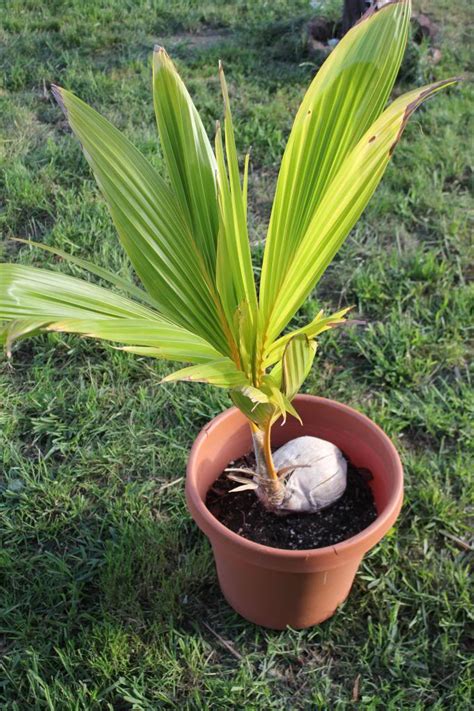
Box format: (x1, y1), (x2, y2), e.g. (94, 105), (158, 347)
(205, 452), (377, 550)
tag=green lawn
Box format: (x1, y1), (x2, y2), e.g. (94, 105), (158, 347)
(1, 1), (473, 708)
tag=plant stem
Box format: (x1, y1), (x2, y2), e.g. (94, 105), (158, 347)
(263, 421), (278, 481)
(250, 420), (285, 509)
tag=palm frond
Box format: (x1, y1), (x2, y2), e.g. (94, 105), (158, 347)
(52, 85), (229, 354)
(260, 0), (411, 340)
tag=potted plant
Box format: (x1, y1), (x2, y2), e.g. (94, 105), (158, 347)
(1, 1), (459, 628)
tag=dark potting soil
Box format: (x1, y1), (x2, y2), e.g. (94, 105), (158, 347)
(205, 452), (377, 550)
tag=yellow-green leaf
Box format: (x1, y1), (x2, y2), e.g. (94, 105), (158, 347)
(214, 65), (257, 356)
(264, 77), (459, 343)
(260, 0), (411, 337)
(12, 238), (160, 310)
(46, 318), (221, 364)
(281, 335), (317, 401)
(230, 385), (274, 427)
(0, 264), (160, 322)
(162, 358), (250, 388)
(153, 47), (219, 277)
(52, 85), (228, 354)
(264, 306), (351, 368)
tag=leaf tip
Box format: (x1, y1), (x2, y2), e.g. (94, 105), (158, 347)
(51, 84), (66, 114)
(218, 61), (230, 114)
(153, 45), (169, 65)
(355, 0), (410, 29)
(389, 76), (463, 157)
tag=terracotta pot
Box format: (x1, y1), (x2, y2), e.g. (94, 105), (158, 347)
(186, 395), (403, 629)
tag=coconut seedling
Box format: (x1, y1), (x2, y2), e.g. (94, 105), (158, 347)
(1, 1), (458, 513)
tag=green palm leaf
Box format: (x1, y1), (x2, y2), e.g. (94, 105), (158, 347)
(13, 238), (161, 310)
(262, 77), (459, 344)
(162, 359), (250, 388)
(52, 86), (228, 354)
(230, 386), (275, 428)
(1, 319), (51, 357)
(153, 47), (219, 278)
(214, 65), (258, 363)
(281, 335), (317, 402)
(46, 318), (221, 364)
(264, 306), (351, 368)
(0, 264), (221, 363)
(0, 264), (160, 321)
(260, 0), (411, 334)
(0, 263), (162, 354)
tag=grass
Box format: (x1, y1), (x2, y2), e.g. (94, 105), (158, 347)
(0, 0), (473, 707)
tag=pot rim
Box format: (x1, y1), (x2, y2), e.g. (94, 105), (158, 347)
(186, 395), (403, 561)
